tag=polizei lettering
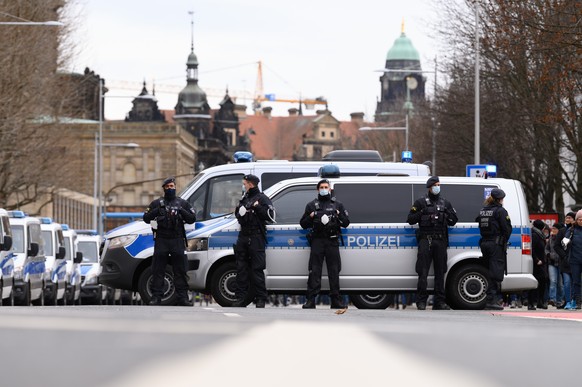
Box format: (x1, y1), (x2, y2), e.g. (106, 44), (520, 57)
(346, 235), (401, 248)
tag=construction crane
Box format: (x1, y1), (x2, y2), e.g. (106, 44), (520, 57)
(253, 61), (327, 114)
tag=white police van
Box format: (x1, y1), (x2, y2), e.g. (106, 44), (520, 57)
(39, 218), (67, 305)
(100, 155), (431, 304)
(178, 174), (536, 309)
(62, 225), (83, 305)
(77, 233), (107, 305)
(0, 208), (15, 305)
(8, 211), (46, 306)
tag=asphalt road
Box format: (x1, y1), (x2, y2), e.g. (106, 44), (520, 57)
(0, 304), (580, 387)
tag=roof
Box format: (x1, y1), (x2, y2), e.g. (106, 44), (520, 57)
(386, 32), (420, 61)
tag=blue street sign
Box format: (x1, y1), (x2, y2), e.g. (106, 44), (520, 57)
(466, 164), (497, 178)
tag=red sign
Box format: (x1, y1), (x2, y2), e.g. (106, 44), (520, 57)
(530, 213), (559, 227)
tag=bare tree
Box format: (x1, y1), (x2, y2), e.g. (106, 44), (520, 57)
(0, 0), (80, 211)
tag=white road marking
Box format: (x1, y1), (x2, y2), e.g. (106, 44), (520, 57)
(106, 321), (502, 387)
(222, 313), (241, 318)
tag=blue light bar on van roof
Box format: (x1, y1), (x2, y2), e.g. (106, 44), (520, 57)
(401, 151), (413, 163)
(8, 210), (26, 218)
(61, 224), (70, 231)
(39, 217), (53, 224)
(233, 151), (253, 163)
(319, 164), (340, 178)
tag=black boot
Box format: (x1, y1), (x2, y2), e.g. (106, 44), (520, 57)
(330, 296), (347, 309)
(302, 298), (316, 309)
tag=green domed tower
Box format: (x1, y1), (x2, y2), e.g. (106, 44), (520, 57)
(375, 23), (426, 123)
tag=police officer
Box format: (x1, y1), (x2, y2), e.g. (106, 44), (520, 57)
(233, 174), (275, 308)
(407, 176), (458, 310)
(143, 177), (196, 306)
(300, 179), (350, 309)
(476, 188), (512, 310)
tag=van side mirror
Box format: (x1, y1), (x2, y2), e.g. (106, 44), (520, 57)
(57, 246), (66, 259)
(1, 235), (12, 251)
(74, 251), (83, 264)
(28, 242), (39, 257)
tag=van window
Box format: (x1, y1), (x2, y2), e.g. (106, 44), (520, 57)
(1, 216), (11, 237)
(334, 183), (412, 223)
(41, 230), (54, 256)
(188, 174), (244, 221)
(64, 236), (72, 260)
(261, 172), (316, 190)
(10, 225), (25, 254)
(78, 241), (98, 263)
(412, 183), (497, 223)
(271, 186), (316, 224)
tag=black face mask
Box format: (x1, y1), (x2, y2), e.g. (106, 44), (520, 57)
(164, 188), (176, 200)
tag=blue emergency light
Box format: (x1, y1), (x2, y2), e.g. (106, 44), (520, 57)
(39, 217), (53, 224)
(401, 151), (413, 163)
(233, 151), (253, 163)
(8, 210), (25, 218)
(61, 224), (70, 231)
(319, 164), (341, 178)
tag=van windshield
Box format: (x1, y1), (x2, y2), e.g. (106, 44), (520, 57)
(179, 173), (205, 197)
(10, 225), (24, 254)
(41, 230), (54, 256)
(78, 241), (98, 263)
(187, 174), (244, 221)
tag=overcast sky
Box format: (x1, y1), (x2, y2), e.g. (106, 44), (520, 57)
(69, 0), (443, 121)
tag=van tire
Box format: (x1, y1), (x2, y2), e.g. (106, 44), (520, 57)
(350, 293), (392, 309)
(446, 263), (489, 310)
(210, 261), (254, 307)
(137, 265), (178, 306)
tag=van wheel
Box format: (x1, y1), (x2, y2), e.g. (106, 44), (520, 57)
(32, 285), (45, 306)
(210, 261), (254, 307)
(350, 293), (392, 309)
(137, 266), (178, 305)
(18, 282), (31, 306)
(446, 263), (489, 310)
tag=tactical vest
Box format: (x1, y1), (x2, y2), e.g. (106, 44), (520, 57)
(479, 205), (500, 238)
(419, 196), (447, 229)
(313, 198), (340, 237)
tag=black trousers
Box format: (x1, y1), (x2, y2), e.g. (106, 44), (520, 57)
(151, 237), (189, 301)
(234, 233), (267, 301)
(306, 237), (341, 299)
(415, 238), (448, 305)
(480, 240), (506, 302)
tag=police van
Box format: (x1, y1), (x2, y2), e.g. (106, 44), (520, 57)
(100, 155), (430, 304)
(157, 174), (535, 309)
(0, 208), (15, 305)
(39, 218), (67, 305)
(8, 211), (46, 306)
(77, 233), (108, 305)
(61, 225), (83, 305)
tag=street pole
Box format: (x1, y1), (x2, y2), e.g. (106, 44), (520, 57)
(93, 133), (98, 232)
(98, 79), (104, 236)
(474, 1), (480, 164)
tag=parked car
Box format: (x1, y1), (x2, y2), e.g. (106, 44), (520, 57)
(0, 208), (15, 306)
(61, 225), (83, 305)
(8, 211), (46, 306)
(39, 218), (67, 305)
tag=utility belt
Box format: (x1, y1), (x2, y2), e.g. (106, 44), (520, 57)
(480, 236), (506, 245)
(418, 233), (446, 240)
(240, 228), (263, 236)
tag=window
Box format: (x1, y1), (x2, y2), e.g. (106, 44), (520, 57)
(426, 184), (497, 222)
(261, 172), (317, 191)
(64, 236), (72, 260)
(330, 131), (335, 138)
(189, 174), (244, 221)
(78, 241), (99, 263)
(321, 131), (326, 138)
(334, 183), (412, 223)
(10, 225), (24, 254)
(271, 186), (317, 224)
(41, 230), (53, 256)
(29, 224), (43, 256)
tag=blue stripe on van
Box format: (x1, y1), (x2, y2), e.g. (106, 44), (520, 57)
(126, 234), (154, 257)
(208, 226), (527, 250)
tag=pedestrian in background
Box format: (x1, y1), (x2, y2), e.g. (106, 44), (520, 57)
(565, 212), (576, 228)
(546, 223), (566, 307)
(528, 220), (548, 310)
(300, 178), (350, 309)
(232, 174), (275, 308)
(476, 188), (512, 310)
(563, 210), (582, 310)
(143, 177), (196, 306)
(407, 176), (458, 310)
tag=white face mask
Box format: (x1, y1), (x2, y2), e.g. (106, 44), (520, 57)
(431, 185), (441, 195)
(319, 189), (329, 196)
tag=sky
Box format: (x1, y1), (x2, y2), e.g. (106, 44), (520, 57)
(68, 0), (442, 122)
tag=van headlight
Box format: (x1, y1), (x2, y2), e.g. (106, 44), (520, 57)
(83, 275), (99, 286)
(187, 238), (208, 252)
(13, 267), (23, 280)
(108, 235), (138, 249)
